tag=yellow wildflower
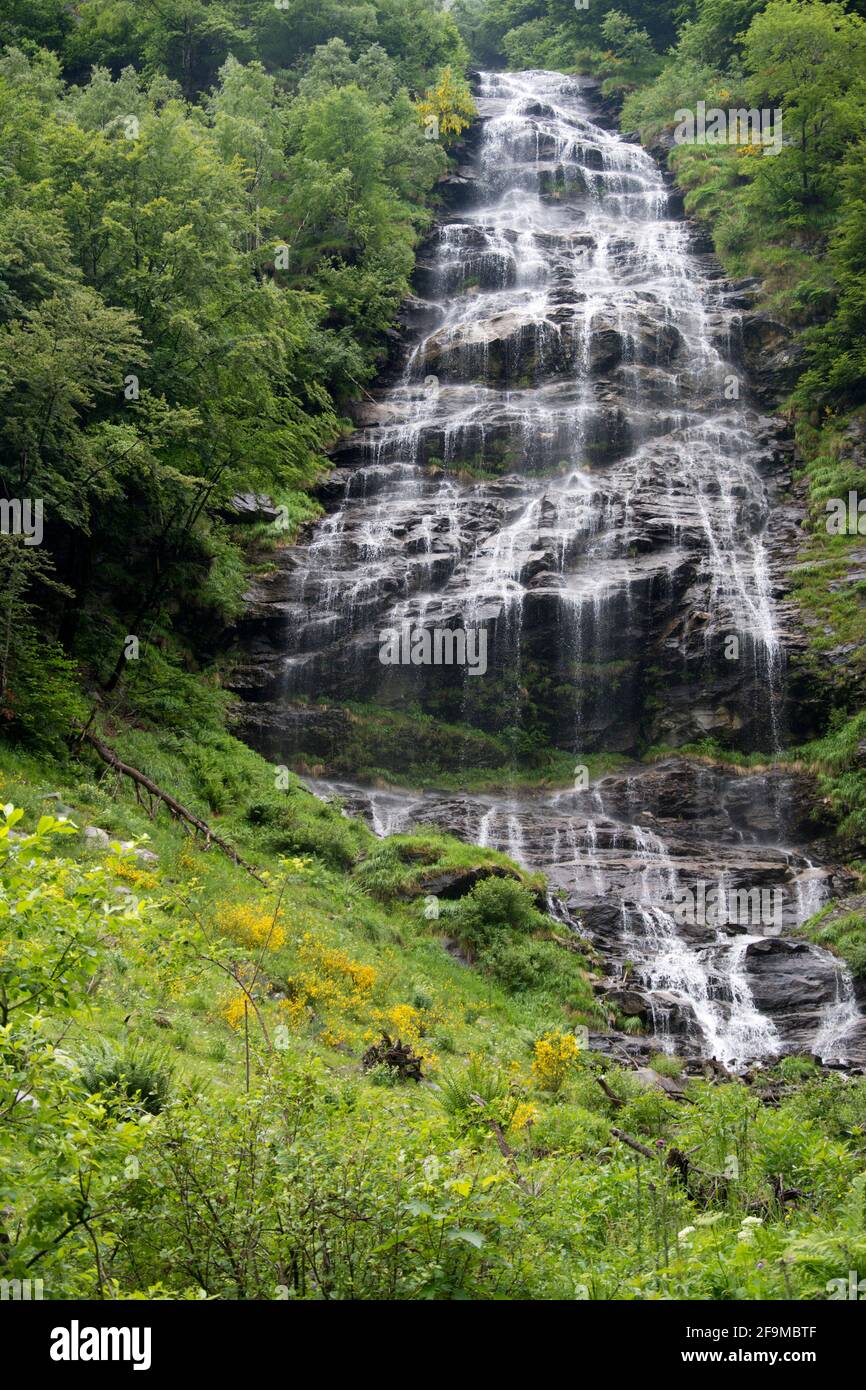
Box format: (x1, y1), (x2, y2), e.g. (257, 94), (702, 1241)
(224, 992), (249, 1030)
(510, 1101), (539, 1132)
(532, 1031), (580, 1092)
(217, 901), (286, 952)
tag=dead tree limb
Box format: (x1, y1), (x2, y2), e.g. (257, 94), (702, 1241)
(469, 1093), (533, 1194)
(80, 731), (266, 885)
(596, 1076), (626, 1108)
(610, 1127), (655, 1160)
(610, 1128), (730, 1204)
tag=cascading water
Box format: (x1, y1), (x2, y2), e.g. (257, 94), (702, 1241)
(251, 69), (789, 750)
(235, 71), (865, 1068)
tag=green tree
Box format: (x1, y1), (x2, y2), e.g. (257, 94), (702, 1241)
(600, 10), (654, 65)
(743, 0), (866, 212)
(797, 139), (866, 405)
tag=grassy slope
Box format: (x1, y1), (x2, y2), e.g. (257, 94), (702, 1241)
(0, 726), (596, 1111)
(4, 730), (866, 1299)
(0, 730), (596, 1296)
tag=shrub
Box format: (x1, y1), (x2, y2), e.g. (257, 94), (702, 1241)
(449, 876), (548, 956)
(217, 900), (286, 952)
(246, 794), (367, 869)
(479, 936), (592, 1011)
(649, 1052), (685, 1079)
(79, 1039), (174, 1114)
(777, 1054), (820, 1082)
(531, 1032), (580, 1093)
(438, 1054), (521, 1132)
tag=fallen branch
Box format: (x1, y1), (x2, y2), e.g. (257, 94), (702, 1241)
(610, 1127), (729, 1204)
(769, 1173), (810, 1206)
(610, 1127), (654, 1160)
(470, 1093), (533, 1194)
(596, 1076), (626, 1108)
(79, 731), (266, 884)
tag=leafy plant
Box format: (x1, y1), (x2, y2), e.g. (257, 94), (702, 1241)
(79, 1038), (174, 1114)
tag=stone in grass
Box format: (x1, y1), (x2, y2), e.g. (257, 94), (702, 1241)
(632, 1067), (688, 1099)
(119, 841), (159, 866)
(604, 987), (649, 1017)
(86, 828), (159, 865)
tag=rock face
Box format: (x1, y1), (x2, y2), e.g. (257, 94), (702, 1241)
(740, 315), (804, 406)
(302, 758), (866, 1066)
(231, 72), (800, 755)
(231, 70), (865, 1068)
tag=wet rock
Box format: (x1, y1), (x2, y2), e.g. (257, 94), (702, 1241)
(604, 987), (649, 1017)
(225, 493), (281, 524)
(632, 1066), (687, 1097)
(588, 326), (623, 373)
(396, 864), (520, 900)
(740, 315), (803, 405)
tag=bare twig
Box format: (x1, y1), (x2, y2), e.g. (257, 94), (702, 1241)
(596, 1076), (626, 1108)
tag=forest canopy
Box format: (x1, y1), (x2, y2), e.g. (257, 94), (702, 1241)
(0, 0), (473, 742)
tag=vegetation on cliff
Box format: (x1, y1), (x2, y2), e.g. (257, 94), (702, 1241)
(0, 0), (473, 752)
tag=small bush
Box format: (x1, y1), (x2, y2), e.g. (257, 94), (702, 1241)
(777, 1054), (820, 1083)
(438, 1055), (520, 1132)
(649, 1052), (685, 1079)
(79, 1039), (174, 1114)
(479, 936), (591, 1006)
(531, 1032), (580, 1093)
(246, 794), (366, 869)
(449, 876), (548, 956)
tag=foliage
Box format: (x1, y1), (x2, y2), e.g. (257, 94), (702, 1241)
(531, 1030), (580, 1092)
(286, 698), (613, 790)
(452, 0), (678, 70)
(0, 805), (109, 1026)
(438, 1053), (522, 1133)
(78, 1038), (175, 1115)
(0, 4), (465, 745)
(353, 830), (539, 899)
(445, 874), (549, 955)
(1, 753), (866, 1300)
(415, 64), (476, 144)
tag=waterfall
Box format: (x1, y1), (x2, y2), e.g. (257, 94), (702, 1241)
(273, 69), (784, 749)
(243, 70), (865, 1069)
(813, 969), (862, 1065)
(619, 824), (781, 1066)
